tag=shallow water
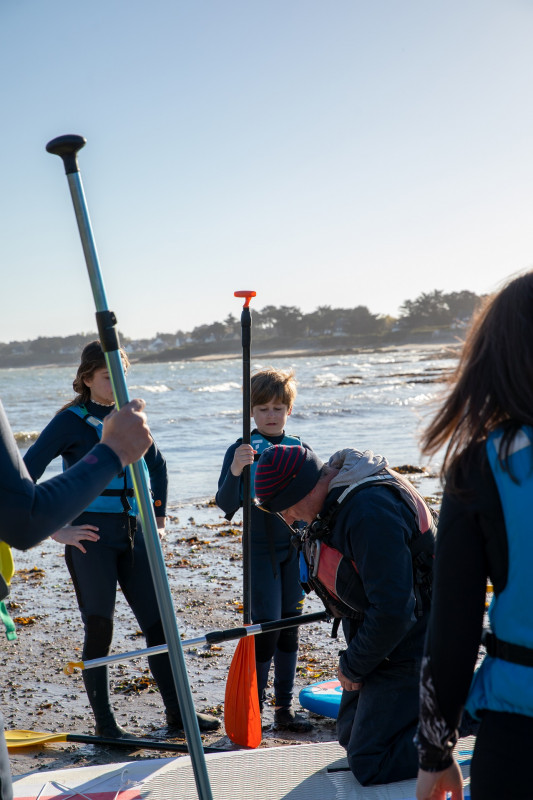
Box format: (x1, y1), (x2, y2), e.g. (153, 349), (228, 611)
(2, 344), (455, 505)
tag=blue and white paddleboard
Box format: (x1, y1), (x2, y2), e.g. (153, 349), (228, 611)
(12, 740), (474, 799)
(299, 678), (343, 719)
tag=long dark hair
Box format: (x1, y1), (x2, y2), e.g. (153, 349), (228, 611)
(59, 340), (130, 412)
(421, 270), (533, 484)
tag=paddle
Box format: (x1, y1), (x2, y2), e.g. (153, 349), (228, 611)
(6, 730), (222, 753)
(46, 135), (212, 800)
(65, 611), (329, 672)
(224, 290), (262, 748)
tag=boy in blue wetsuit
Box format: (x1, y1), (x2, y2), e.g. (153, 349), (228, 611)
(216, 368), (313, 732)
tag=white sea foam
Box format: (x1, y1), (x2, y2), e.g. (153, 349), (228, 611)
(132, 384), (172, 393)
(194, 382), (241, 393)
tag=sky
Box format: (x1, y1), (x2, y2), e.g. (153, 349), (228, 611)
(1, 0), (533, 342)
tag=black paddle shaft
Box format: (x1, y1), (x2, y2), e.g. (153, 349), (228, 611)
(241, 302), (252, 624)
(65, 733), (221, 754)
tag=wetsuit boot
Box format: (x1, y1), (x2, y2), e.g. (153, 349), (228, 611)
(82, 666), (131, 739)
(256, 659), (272, 713)
(146, 622), (220, 732)
(273, 647), (313, 732)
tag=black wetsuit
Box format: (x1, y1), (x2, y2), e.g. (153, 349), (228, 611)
(0, 400), (127, 800)
(417, 442), (533, 799)
(23, 400), (181, 721)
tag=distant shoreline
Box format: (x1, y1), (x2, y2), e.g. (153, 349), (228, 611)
(187, 341), (463, 363)
(0, 332), (464, 370)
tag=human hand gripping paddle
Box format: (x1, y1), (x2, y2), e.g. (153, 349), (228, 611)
(223, 290), (262, 748)
(46, 135), (212, 800)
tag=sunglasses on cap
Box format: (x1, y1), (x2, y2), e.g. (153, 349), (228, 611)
(253, 499), (299, 533)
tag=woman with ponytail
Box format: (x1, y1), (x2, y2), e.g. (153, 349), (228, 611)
(24, 340), (219, 738)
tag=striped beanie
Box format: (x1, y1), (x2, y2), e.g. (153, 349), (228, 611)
(254, 445), (324, 512)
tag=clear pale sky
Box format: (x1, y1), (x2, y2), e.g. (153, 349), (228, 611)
(1, 0), (532, 342)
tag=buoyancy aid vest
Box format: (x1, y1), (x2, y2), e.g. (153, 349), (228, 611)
(67, 405), (144, 516)
(249, 432), (302, 499)
(293, 468), (436, 626)
(246, 432), (302, 578)
(466, 426), (533, 720)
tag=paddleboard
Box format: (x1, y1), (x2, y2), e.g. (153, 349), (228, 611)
(299, 678), (342, 719)
(12, 757), (174, 800)
(11, 740), (474, 800)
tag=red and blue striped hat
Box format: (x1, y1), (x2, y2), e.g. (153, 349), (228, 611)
(254, 445), (324, 512)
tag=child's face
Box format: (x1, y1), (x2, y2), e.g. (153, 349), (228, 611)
(252, 399), (292, 437)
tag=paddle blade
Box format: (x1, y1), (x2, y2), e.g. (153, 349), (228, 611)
(224, 637), (261, 748)
(5, 730), (68, 749)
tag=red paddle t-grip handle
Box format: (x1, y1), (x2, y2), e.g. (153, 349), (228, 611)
(234, 290), (256, 308)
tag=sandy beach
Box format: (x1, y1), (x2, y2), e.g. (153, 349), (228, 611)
(4, 499), (341, 780)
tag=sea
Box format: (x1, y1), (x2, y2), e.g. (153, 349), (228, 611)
(1, 344), (458, 510)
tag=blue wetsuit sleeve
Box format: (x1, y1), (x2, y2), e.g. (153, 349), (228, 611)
(143, 441), (168, 516)
(336, 488), (418, 681)
(216, 443), (242, 519)
(0, 401), (123, 550)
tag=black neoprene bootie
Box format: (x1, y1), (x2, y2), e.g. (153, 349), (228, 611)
(274, 706), (313, 733)
(82, 666), (132, 739)
(165, 709), (221, 733)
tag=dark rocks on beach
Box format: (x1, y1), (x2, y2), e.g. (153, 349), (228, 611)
(392, 464), (426, 474)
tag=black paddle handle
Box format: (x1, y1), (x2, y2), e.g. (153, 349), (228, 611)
(203, 610), (328, 645)
(46, 134), (86, 175)
(65, 733), (221, 753)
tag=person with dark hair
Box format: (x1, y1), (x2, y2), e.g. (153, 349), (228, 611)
(24, 341), (219, 739)
(216, 368), (313, 731)
(415, 270), (533, 800)
(254, 443), (436, 786)
(0, 388), (152, 800)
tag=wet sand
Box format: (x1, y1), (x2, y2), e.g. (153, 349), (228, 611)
(5, 501), (341, 780)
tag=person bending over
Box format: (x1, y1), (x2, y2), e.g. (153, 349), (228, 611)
(254, 443), (435, 785)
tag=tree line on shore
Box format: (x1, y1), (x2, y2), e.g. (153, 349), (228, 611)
(0, 289), (483, 363)
(185, 289), (482, 343)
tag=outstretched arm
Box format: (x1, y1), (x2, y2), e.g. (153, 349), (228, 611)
(0, 399), (151, 550)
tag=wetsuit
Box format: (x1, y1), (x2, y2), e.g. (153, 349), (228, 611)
(0, 399), (128, 800)
(417, 436), (533, 799)
(216, 431), (310, 708)
(23, 400), (182, 725)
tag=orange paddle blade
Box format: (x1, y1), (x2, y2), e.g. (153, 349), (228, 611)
(224, 636), (262, 748)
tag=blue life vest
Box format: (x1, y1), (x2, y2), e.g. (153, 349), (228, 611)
(467, 426), (533, 719)
(249, 432), (302, 500)
(67, 405), (142, 516)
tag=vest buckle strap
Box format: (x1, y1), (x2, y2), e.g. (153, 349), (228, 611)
(483, 630), (533, 668)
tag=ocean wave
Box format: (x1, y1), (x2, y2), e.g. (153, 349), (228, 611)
(194, 382), (241, 393)
(131, 384), (172, 393)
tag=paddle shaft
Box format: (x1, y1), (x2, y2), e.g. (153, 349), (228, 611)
(240, 298), (252, 624)
(66, 734), (221, 752)
(68, 610), (329, 671)
(66, 734), (222, 753)
(46, 135), (212, 800)
(8, 732), (222, 753)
